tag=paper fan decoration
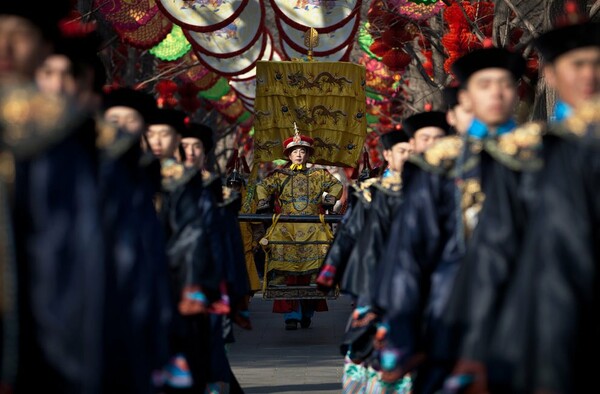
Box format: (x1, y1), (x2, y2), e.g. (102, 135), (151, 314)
(119, 11), (173, 49)
(228, 29), (275, 81)
(239, 94), (255, 106)
(241, 100), (254, 112)
(221, 99), (246, 122)
(177, 53), (211, 82)
(212, 90), (245, 121)
(192, 70), (222, 90)
(96, 0), (159, 31)
(198, 77), (231, 100)
(277, 12), (360, 56)
(150, 25), (191, 61)
(196, 30), (269, 77)
(157, 0), (249, 32)
(272, 49), (283, 61)
(185, 0), (265, 58)
(230, 78), (256, 100)
(281, 37), (352, 62)
(270, 0), (361, 32)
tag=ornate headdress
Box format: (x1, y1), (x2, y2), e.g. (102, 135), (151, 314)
(282, 122), (314, 156)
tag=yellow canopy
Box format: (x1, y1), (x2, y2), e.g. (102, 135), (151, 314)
(253, 60), (367, 167)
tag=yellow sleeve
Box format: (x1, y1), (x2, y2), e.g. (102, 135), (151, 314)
(256, 172), (280, 211)
(322, 170), (343, 199)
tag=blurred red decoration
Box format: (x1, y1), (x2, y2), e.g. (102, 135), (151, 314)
(155, 80), (179, 108)
(370, 40), (391, 57)
(442, 1), (495, 74)
(382, 49), (412, 71)
(60, 10), (97, 37)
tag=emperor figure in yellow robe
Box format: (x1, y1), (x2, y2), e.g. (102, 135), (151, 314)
(256, 126), (343, 330)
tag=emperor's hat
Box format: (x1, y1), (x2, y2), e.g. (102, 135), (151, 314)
(282, 123), (314, 156)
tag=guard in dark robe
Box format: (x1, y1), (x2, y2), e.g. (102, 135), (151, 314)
(375, 47), (526, 394)
(477, 13), (600, 393)
(428, 48), (535, 394)
(337, 130), (415, 393)
(0, 2), (112, 393)
(316, 151), (378, 294)
(372, 115), (457, 394)
(100, 88), (173, 394)
(160, 120), (247, 393)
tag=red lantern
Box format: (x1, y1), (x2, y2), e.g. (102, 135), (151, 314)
(369, 40), (391, 57)
(382, 49), (412, 71)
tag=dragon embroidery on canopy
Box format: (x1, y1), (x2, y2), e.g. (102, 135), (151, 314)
(287, 71), (353, 92)
(294, 105), (346, 126)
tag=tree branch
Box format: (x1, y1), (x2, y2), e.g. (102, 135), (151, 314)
(457, 0), (486, 41)
(590, 0), (600, 19)
(501, 0), (539, 37)
(403, 44), (443, 90)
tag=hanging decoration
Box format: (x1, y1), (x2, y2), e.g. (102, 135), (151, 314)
(230, 39), (280, 81)
(120, 14), (172, 49)
(178, 82), (203, 113)
(185, 0), (265, 58)
(441, 1), (495, 73)
(96, 0), (159, 31)
(277, 12), (360, 56)
(149, 25), (191, 61)
(281, 38), (352, 62)
(155, 80), (179, 108)
(230, 78), (257, 100)
(358, 23), (381, 60)
(157, 0), (249, 32)
(269, 0), (362, 32)
(195, 30), (270, 77)
(198, 77), (231, 100)
(392, 0), (444, 20)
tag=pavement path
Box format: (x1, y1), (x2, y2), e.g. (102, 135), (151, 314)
(228, 294), (354, 394)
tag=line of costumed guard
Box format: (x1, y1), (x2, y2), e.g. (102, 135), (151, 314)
(0, 1), (600, 394)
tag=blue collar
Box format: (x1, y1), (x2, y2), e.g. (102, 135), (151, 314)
(552, 101), (573, 122)
(467, 118), (517, 139)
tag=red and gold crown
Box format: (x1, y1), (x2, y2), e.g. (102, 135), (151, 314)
(282, 122), (314, 156)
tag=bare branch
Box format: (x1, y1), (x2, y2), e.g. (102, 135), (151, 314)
(457, 0), (486, 41)
(136, 63), (196, 88)
(501, 0), (539, 37)
(590, 0), (600, 19)
(403, 44), (443, 90)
